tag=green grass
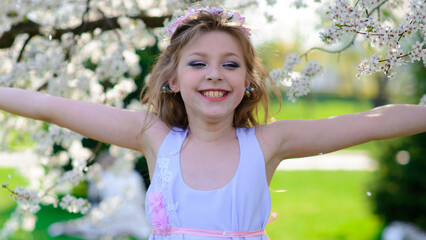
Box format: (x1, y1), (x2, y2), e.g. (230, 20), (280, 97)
(0, 169), (27, 219)
(6, 206), (85, 240)
(266, 170), (383, 240)
(1, 168), (383, 239)
(271, 98), (373, 120)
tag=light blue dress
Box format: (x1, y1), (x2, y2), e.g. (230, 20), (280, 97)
(145, 127), (272, 239)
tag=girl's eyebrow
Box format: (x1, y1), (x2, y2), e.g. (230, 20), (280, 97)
(187, 51), (242, 59)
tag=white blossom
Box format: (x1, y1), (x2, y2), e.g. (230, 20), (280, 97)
(105, 78), (137, 107)
(318, 0), (425, 77)
(409, 41), (425, 62)
(17, 164), (45, 189)
(32, 125), (82, 158)
(126, 99), (148, 112)
(57, 170), (85, 186)
(287, 75), (312, 102)
(59, 194), (91, 214)
(270, 54), (321, 101)
(283, 53), (300, 73)
(301, 60), (321, 77)
(357, 53), (383, 77)
(13, 186), (41, 214)
(269, 68), (285, 81)
(108, 145), (141, 174)
(96, 50), (129, 81)
(69, 140), (92, 169)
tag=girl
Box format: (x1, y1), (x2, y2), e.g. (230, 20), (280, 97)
(0, 7), (425, 240)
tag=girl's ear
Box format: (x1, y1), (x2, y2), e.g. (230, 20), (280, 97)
(168, 77), (180, 93)
(245, 78), (251, 89)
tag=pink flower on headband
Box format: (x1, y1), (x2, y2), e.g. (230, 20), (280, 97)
(162, 6), (250, 39)
(148, 191), (170, 234)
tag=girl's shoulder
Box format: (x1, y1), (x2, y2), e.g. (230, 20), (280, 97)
(139, 113), (171, 154)
(138, 113), (172, 178)
(254, 120), (292, 137)
(254, 120), (297, 163)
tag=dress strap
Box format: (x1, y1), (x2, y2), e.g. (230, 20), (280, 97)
(157, 128), (188, 158)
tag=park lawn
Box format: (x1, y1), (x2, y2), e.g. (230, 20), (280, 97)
(1, 168), (383, 239)
(0, 168), (27, 223)
(266, 170), (383, 240)
(271, 98), (373, 120)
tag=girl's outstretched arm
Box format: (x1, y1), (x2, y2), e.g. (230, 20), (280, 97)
(258, 104), (426, 163)
(0, 87), (147, 152)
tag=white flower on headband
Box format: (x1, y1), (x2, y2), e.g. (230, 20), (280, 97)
(161, 6), (250, 40)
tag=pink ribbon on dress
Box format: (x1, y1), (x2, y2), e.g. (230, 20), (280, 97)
(153, 212), (278, 239)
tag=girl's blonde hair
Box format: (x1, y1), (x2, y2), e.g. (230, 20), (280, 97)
(140, 10), (280, 131)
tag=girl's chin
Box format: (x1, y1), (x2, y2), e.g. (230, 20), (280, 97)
(210, 110), (237, 120)
(191, 109), (235, 122)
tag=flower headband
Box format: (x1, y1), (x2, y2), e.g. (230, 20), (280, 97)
(161, 6), (251, 40)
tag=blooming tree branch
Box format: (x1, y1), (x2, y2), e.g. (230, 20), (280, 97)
(0, 14), (167, 49)
(271, 0), (425, 102)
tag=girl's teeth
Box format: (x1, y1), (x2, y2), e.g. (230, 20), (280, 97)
(203, 91), (225, 98)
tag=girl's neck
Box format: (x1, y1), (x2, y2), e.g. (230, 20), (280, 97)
(187, 119), (236, 143)
(185, 109), (236, 142)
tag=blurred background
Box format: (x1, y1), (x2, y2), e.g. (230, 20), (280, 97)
(0, 0), (425, 239)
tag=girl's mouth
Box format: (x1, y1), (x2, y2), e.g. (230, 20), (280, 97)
(200, 90), (229, 99)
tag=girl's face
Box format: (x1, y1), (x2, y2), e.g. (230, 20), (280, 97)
(172, 31), (248, 123)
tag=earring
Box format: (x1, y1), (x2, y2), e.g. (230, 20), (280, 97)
(245, 86), (254, 97)
(161, 86), (173, 94)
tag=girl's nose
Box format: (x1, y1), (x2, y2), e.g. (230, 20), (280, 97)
(206, 74), (223, 81)
(206, 67), (223, 81)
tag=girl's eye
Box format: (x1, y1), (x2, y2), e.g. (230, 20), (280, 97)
(223, 62), (240, 68)
(189, 62), (206, 68)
